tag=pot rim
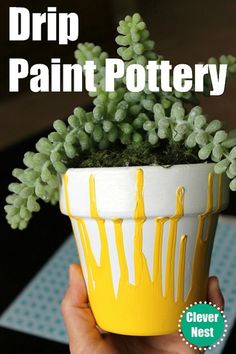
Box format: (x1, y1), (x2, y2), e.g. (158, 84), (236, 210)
(64, 161), (215, 173)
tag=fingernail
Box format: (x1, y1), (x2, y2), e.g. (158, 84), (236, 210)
(212, 276), (219, 290)
(216, 278), (222, 294)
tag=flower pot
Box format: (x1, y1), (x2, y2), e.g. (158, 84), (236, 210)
(59, 163), (229, 336)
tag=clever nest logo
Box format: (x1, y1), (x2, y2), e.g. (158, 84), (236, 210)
(179, 302), (227, 351)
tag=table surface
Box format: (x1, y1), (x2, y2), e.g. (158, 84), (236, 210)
(0, 129), (236, 354)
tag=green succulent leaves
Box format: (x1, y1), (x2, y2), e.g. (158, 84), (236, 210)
(5, 13), (236, 230)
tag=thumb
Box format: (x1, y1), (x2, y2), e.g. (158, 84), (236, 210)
(61, 264), (102, 353)
(207, 276), (224, 310)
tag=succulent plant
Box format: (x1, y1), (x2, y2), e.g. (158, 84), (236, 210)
(5, 13), (236, 230)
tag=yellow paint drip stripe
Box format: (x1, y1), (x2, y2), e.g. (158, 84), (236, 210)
(63, 174), (72, 217)
(134, 169), (146, 220)
(133, 169), (151, 284)
(164, 187), (184, 298)
(113, 219), (129, 283)
(89, 175), (99, 218)
(217, 174), (223, 213)
(203, 172), (214, 216)
(177, 235), (187, 302)
(77, 218), (95, 291)
(153, 217), (167, 292)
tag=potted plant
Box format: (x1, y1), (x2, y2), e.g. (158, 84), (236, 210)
(5, 13), (236, 335)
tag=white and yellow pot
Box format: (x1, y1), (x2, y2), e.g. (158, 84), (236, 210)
(59, 163), (229, 336)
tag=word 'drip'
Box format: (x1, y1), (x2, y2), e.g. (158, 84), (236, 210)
(9, 7), (79, 45)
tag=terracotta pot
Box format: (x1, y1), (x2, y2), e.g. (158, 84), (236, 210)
(59, 163), (229, 335)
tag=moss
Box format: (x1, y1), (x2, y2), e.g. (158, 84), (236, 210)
(72, 141), (202, 168)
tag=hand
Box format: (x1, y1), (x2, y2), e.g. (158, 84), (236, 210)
(61, 264), (224, 354)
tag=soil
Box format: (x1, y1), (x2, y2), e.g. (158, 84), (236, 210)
(71, 141), (203, 168)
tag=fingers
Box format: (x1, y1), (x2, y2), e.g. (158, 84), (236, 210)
(61, 264), (102, 353)
(207, 276), (224, 310)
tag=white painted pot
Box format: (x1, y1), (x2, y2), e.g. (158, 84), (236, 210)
(59, 163), (229, 335)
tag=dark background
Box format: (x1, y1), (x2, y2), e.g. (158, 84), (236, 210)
(0, 0), (235, 353)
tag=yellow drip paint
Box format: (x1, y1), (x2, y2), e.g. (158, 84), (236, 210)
(134, 169), (146, 219)
(187, 172), (218, 300)
(113, 219), (129, 283)
(205, 172), (214, 214)
(63, 174), (72, 217)
(62, 169), (221, 335)
(165, 187), (184, 299)
(153, 217), (167, 294)
(177, 235), (187, 302)
(89, 175), (99, 219)
(76, 218), (97, 291)
(203, 173), (214, 242)
(216, 174), (223, 213)
(133, 169), (149, 284)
